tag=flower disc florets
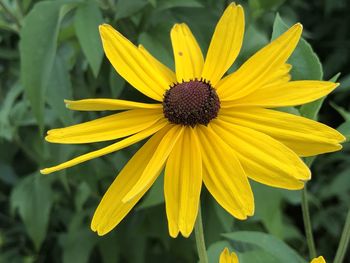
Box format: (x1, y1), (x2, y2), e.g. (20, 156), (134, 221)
(163, 79), (220, 126)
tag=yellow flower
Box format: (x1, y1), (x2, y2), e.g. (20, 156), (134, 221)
(311, 256), (326, 263)
(41, 3), (345, 237)
(220, 248), (239, 263)
(218, 248), (326, 263)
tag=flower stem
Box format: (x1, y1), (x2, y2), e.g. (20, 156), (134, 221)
(301, 186), (317, 259)
(334, 208), (350, 263)
(195, 203), (209, 263)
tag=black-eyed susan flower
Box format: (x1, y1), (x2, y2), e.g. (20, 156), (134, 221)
(218, 248), (326, 263)
(219, 248), (239, 263)
(41, 3), (345, 237)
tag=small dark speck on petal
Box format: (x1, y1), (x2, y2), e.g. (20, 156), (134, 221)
(178, 51), (183, 56)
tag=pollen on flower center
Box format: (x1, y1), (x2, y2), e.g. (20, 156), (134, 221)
(163, 79), (220, 126)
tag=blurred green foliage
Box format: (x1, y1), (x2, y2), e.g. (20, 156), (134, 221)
(0, 0), (349, 262)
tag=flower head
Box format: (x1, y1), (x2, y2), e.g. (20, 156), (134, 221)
(218, 248), (326, 263)
(311, 256), (326, 263)
(41, 3), (345, 237)
(220, 248), (239, 263)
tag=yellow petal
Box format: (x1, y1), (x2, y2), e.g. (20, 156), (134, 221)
(99, 24), (171, 101)
(138, 44), (176, 85)
(220, 107), (345, 157)
(223, 81), (338, 107)
(201, 3), (244, 86)
(263, 63), (292, 86)
(91, 125), (172, 235)
(311, 256), (326, 263)
(164, 127), (202, 238)
(196, 125), (254, 219)
(122, 125), (184, 202)
(40, 119), (168, 174)
(65, 98), (162, 111)
(46, 108), (163, 144)
(217, 23), (302, 101)
(220, 248), (239, 263)
(171, 23), (204, 82)
(211, 119), (310, 190)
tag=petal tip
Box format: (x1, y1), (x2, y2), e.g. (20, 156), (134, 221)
(40, 168), (49, 175)
(227, 2), (237, 8)
(289, 23), (303, 36)
(94, 224), (110, 236)
(99, 24), (116, 38)
(169, 230), (179, 238)
(64, 100), (71, 108)
(90, 223), (97, 232)
(99, 23), (110, 30)
(45, 135), (56, 143)
(172, 23), (180, 30)
(298, 182), (307, 190)
(98, 24), (107, 33)
(96, 229), (106, 236)
(305, 169), (312, 180)
(295, 22), (303, 29)
(180, 231), (191, 238)
(248, 205), (255, 216)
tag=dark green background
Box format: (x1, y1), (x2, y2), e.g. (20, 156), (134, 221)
(0, 0), (349, 262)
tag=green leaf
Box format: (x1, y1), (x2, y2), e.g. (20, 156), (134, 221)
(330, 102), (350, 121)
(155, 0), (203, 11)
(249, 0), (285, 19)
(115, 0), (148, 20)
(46, 55), (73, 125)
(0, 83), (22, 141)
(272, 13), (323, 81)
(251, 183), (284, 238)
(74, 0), (103, 77)
(337, 121), (350, 141)
(74, 182), (91, 212)
(148, 0), (157, 7)
(277, 106), (300, 116)
(239, 250), (280, 263)
(10, 173), (53, 251)
(337, 74), (350, 93)
(98, 234), (120, 263)
(19, 0), (78, 130)
(223, 231), (307, 263)
(59, 228), (97, 263)
(299, 98), (325, 121)
(249, 0), (286, 10)
(138, 32), (174, 69)
(213, 201), (234, 232)
(319, 168), (350, 199)
(0, 162), (17, 185)
(109, 67), (125, 98)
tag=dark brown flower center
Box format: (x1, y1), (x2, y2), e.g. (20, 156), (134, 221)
(163, 79), (220, 126)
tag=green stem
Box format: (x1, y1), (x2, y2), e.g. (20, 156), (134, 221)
(334, 209), (350, 263)
(195, 204), (209, 263)
(301, 186), (317, 259)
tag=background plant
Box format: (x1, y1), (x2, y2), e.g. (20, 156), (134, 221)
(0, 0), (349, 262)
